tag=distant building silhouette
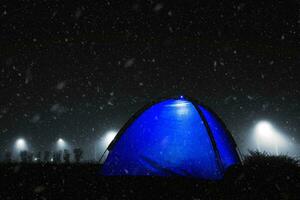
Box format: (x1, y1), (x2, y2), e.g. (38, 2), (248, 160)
(20, 151), (28, 163)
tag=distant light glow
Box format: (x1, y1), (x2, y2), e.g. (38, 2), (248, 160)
(255, 121), (274, 142)
(94, 130), (118, 161)
(179, 95), (184, 99)
(254, 121), (287, 155)
(15, 138), (27, 151)
(58, 138), (63, 142)
(57, 138), (67, 150)
(104, 131), (118, 147)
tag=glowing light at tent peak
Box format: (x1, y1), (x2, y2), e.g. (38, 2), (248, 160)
(168, 100), (190, 115)
(167, 100), (189, 107)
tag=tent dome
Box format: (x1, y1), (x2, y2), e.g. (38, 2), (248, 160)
(101, 97), (240, 180)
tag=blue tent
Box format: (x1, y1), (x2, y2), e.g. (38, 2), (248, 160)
(102, 97), (240, 180)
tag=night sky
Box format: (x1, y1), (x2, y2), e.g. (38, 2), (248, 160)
(0, 1), (299, 158)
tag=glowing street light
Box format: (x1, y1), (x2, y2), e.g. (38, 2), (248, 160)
(94, 130), (118, 161)
(56, 138), (67, 150)
(255, 121), (274, 141)
(15, 138), (28, 151)
(104, 130), (118, 147)
(254, 121), (285, 155)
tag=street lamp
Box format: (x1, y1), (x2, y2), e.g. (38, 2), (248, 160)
(104, 131), (117, 147)
(56, 138), (67, 150)
(254, 121), (284, 155)
(95, 130), (118, 161)
(15, 138), (28, 152)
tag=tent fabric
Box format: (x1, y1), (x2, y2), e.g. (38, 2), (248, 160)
(101, 98), (240, 180)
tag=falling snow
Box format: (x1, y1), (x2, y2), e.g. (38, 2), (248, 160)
(0, 0), (299, 162)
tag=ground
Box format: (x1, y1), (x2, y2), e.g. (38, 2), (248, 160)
(0, 153), (299, 199)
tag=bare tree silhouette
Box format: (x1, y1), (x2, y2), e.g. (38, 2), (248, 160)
(53, 151), (62, 163)
(20, 151), (28, 163)
(43, 151), (50, 162)
(27, 152), (34, 163)
(73, 148), (83, 163)
(36, 151), (41, 162)
(63, 149), (70, 163)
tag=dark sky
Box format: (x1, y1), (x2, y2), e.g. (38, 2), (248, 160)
(0, 0), (299, 158)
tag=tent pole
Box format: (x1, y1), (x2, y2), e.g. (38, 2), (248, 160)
(193, 103), (225, 174)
